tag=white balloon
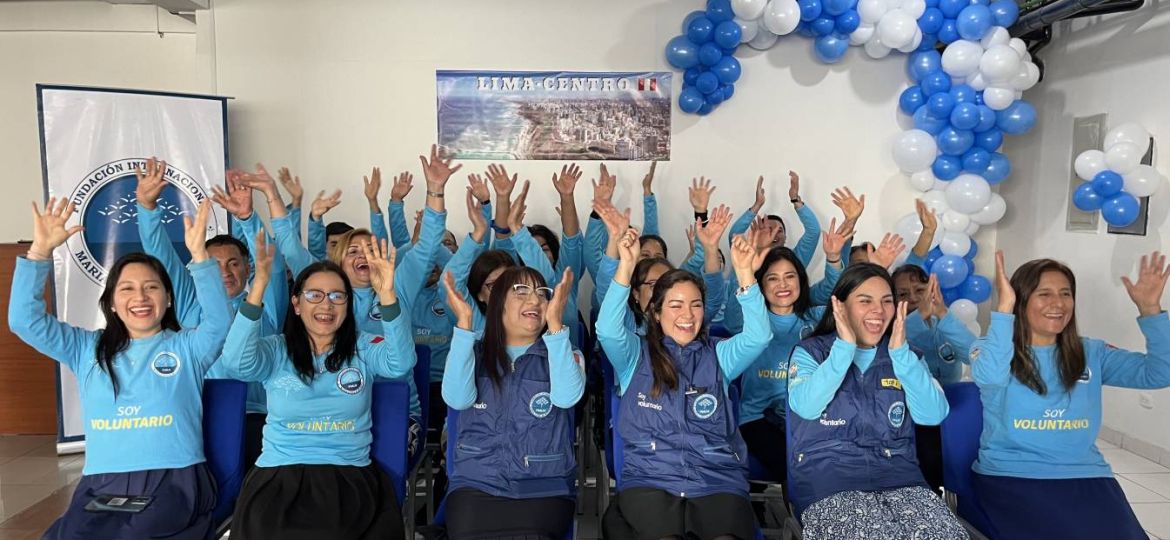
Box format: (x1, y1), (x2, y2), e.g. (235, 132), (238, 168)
(1122, 164), (1163, 197)
(1104, 122), (1152, 151)
(980, 26), (1010, 49)
(940, 231), (973, 257)
(980, 45), (1022, 84)
(1008, 37), (1028, 57)
(1074, 149), (1107, 181)
(1105, 142), (1143, 174)
(877, 10), (917, 48)
(941, 210), (972, 232)
(933, 178), (952, 191)
(894, 212), (944, 250)
(969, 193), (1006, 225)
(850, 24), (876, 45)
(747, 26), (780, 49)
(735, 17), (761, 43)
(732, 0), (769, 20)
(903, 0), (927, 19)
(950, 299), (979, 323)
(982, 87), (1015, 111)
(941, 40), (983, 78)
(922, 189), (951, 215)
(967, 71), (988, 91)
(945, 174), (992, 214)
(1009, 61), (1040, 91)
(886, 0), (905, 9)
(762, 0), (802, 35)
(966, 320), (982, 336)
(909, 170), (936, 192)
(858, 0), (889, 24)
(964, 221), (981, 236)
(892, 129), (940, 173)
(865, 39), (892, 58)
(897, 28), (923, 53)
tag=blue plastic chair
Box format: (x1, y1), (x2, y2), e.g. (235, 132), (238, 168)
(370, 380), (412, 507)
(202, 379), (247, 535)
(413, 344), (431, 453)
(940, 382), (994, 537)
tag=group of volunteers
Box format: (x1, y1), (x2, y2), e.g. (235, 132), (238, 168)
(9, 146), (1169, 540)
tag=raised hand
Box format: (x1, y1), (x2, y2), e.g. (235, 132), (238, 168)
(822, 217), (855, 264)
(546, 267), (575, 331)
(749, 216), (772, 251)
(183, 199), (213, 264)
(389, 171), (414, 202)
(362, 237), (398, 305)
(689, 176), (716, 213)
(890, 301), (909, 349)
(237, 163), (279, 197)
(1122, 251), (1170, 317)
(831, 296), (855, 344)
(788, 171), (802, 206)
(363, 167), (383, 210)
(730, 232), (760, 285)
(831, 186), (866, 222)
(466, 189), (488, 242)
(134, 157), (168, 210)
(244, 230), (276, 306)
(697, 204), (732, 248)
(592, 164), (617, 205)
(278, 167), (304, 208)
(994, 250), (1015, 313)
(486, 163), (518, 197)
(211, 171), (254, 219)
(419, 144), (462, 192)
(506, 180), (531, 232)
(751, 175), (766, 213)
(27, 197), (83, 260)
(467, 173), (490, 204)
(642, 161), (657, 196)
(616, 227), (641, 265)
(921, 273), (943, 321)
(867, 233), (906, 269)
(310, 190), (342, 221)
(685, 223), (697, 260)
(593, 199), (631, 239)
(553, 164), (582, 196)
(443, 271), (474, 330)
(411, 210), (424, 244)
(916, 198), (938, 234)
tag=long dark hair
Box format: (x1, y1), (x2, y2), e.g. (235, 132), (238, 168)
(639, 234), (669, 259)
(644, 269), (708, 397)
(96, 253), (182, 397)
(755, 246), (813, 320)
(468, 250), (516, 312)
(284, 261), (358, 385)
(629, 257), (674, 326)
(811, 263), (896, 340)
(477, 266), (548, 391)
(1009, 259), (1085, 395)
(527, 224), (560, 266)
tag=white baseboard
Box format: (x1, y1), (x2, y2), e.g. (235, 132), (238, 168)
(1100, 425), (1170, 468)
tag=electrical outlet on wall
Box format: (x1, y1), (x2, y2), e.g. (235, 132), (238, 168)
(1139, 393), (1154, 410)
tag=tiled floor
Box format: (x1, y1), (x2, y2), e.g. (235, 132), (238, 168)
(0, 435), (1168, 539)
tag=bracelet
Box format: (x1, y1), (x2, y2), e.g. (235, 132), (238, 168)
(545, 326), (568, 336)
(827, 257), (841, 264)
(427, 190), (444, 198)
(490, 221), (511, 235)
(736, 284), (755, 296)
(790, 198), (802, 204)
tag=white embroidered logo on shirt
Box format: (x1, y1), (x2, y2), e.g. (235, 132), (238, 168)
(150, 352), (181, 377)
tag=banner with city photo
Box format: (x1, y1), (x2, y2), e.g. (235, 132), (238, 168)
(436, 70), (671, 161)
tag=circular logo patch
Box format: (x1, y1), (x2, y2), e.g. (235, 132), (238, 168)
(529, 392), (553, 418)
(368, 304), (383, 321)
(800, 324), (815, 340)
(151, 352), (181, 377)
(939, 343), (956, 364)
(336, 367), (365, 395)
(888, 401), (906, 428)
(692, 393), (719, 420)
(431, 300), (447, 318)
(1078, 366), (1092, 383)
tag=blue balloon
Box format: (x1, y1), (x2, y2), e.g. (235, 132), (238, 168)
(812, 16), (837, 36)
(965, 257), (976, 277)
(956, 4), (993, 41)
(974, 128), (1003, 151)
(974, 105), (998, 132)
(928, 92), (956, 117)
(814, 33), (850, 63)
(939, 0), (966, 18)
(965, 240), (979, 260)
(679, 87), (706, 114)
(917, 33), (939, 51)
(933, 155), (963, 180)
(921, 71), (952, 96)
(687, 16), (716, 43)
(696, 71), (720, 94)
(938, 127), (975, 156)
(919, 7), (946, 33)
(1072, 182), (1104, 212)
(1102, 192), (1141, 227)
(1091, 170), (1124, 197)
(900, 86), (926, 114)
(699, 42), (724, 66)
(666, 36), (701, 69)
(996, 100), (1037, 135)
(698, 102), (714, 115)
(938, 20), (960, 44)
(721, 46), (738, 55)
(799, 0), (824, 21)
(796, 21), (817, 37)
(926, 247), (944, 270)
(684, 67), (701, 85)
(706, 88), (726, 105)
(706, 0), (735, 22)
(926, 0), (940, 6)
(836, 10), (862, 33)
(983, 152), (1011, 184)
(682, 10), (707, 33)
(990, 0), (1020, 27)
(913, 107), (949, 135)
(712, 55), (742, 83)
(962, 148), (991, 171)
(824, 0), (855, 16)
(722, 84), (735, 100)
(942, 286), (962, 306)
(907, 50), (942, 82)
(950, 102), (981, 130)
(932, 255), (971, 289)
(714, 20), (743, 48)
(950, 84), (977, 104)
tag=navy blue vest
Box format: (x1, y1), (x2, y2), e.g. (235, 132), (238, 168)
(449, 340), (576, 498)
(787, 333), (926, 514)
(618, 337), (749, 498)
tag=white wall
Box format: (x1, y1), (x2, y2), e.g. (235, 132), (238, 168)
(0, 1), (202, 243)
(1000, 6), (1170, 454)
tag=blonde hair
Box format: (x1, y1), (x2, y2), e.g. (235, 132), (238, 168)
(329, 228), (372, 264)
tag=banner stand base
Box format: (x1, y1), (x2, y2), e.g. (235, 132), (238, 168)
(55, 441), (85, 456)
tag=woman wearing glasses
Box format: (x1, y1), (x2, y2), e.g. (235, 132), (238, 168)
(218, 239), (416, 540)
(440, 265), (586, 539)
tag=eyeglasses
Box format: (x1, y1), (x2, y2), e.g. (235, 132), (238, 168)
(511, 284), (554, 302)
(639, 279), (658, 289)
(301, 289), (348, 305)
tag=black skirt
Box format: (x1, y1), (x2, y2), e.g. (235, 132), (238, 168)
(230, 463), (403, 540)
(445, 487), (574, 540)
(603, 487), (756, 540)
(43, 463), (216, 540)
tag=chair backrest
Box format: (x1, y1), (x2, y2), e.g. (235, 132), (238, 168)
(202, 379), (247, 527)
(940, 382), (993, 536)
(608, 388), (625, 490)
(445, 406), (459, 477)
(370, 380), (411, 506)
(414, 344), (431, 426)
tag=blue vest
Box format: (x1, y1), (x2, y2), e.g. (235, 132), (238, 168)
(449, 340), (576, 499)
(618, 337), (749, 498)
(788, 333), (926, 514)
